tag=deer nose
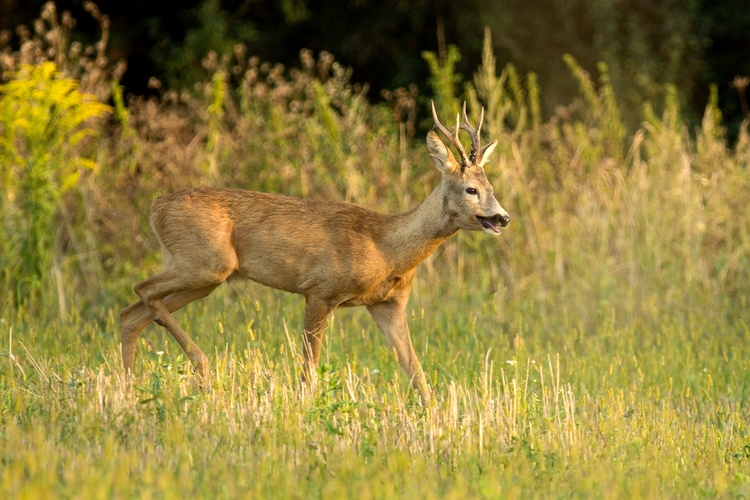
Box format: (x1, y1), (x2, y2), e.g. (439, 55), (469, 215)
(497, 213), (510, 227)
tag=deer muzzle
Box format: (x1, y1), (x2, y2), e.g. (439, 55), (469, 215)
(476, 212), (511, 234)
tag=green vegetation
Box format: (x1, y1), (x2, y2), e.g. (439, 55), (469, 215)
(1, 10), (749, 499)
(0, 62), (111, 308)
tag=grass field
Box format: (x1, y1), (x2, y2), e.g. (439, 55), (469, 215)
(2, 18), (750, 498)
(2, 280), (749, 497)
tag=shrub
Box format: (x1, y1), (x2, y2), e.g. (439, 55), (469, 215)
(0, 61), (110, 310)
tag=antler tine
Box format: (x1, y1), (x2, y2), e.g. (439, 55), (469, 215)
(431, 100), (471, 167)
(459, 102), (484, 162)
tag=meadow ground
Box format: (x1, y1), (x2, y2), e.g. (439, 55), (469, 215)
(2, 275), (749, 498)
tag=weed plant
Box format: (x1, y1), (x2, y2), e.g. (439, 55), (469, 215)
(1, 5), (749, 497)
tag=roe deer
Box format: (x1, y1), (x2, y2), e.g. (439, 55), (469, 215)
(119, 102), (510, 403)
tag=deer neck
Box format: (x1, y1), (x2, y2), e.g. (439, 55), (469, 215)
(384, 185), (457, 274)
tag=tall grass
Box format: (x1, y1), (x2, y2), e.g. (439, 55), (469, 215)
(2, 286), (748, 496)
(1, 5), (749, 497)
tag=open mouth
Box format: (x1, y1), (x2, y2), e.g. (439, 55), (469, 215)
(476, 215), (502, 234)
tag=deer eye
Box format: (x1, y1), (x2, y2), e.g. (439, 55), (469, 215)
(465, 187), (478, 195)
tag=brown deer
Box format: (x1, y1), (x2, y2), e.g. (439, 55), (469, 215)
(119, 102), (510, 403)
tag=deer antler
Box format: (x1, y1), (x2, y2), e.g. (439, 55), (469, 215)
(431, 101), (485, 168)
(431, 100), (471, 168)
(459, 102), (483, 164)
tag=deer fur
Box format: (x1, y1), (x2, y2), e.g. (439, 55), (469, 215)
(119, 102), (510, 403)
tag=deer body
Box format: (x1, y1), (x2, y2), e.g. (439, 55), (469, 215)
(120, 103), (509, 403)
(151, 187), (450, 303)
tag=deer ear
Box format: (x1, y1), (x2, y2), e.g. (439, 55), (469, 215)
(426, 131), (460, 174)
(477, 139), (498, 168)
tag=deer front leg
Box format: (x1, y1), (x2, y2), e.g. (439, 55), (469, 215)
(367, 298), (430, 404)
(301, 297), (334, 381)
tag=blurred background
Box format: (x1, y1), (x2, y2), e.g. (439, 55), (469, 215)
(2, 0), (749, 137)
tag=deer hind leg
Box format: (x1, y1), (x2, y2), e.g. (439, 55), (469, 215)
(120, 284), (220, 377)
(132, 266), (231, 380)
(367, 299), (430, 404)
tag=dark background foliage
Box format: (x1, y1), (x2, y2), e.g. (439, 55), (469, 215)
(2, 0), (749, 134)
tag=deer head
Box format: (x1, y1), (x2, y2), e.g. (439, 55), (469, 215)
(427, 101), (510, 235)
